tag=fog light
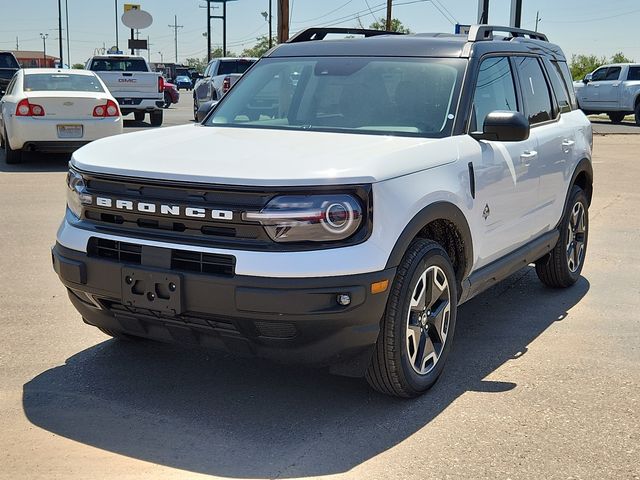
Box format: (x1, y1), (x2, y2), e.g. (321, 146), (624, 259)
(336, 294), (351, 306)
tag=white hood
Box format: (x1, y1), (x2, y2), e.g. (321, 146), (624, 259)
(71, 124), (457, 186)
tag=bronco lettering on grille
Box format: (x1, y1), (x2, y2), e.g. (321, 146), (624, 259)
(93, 196), (234, 220)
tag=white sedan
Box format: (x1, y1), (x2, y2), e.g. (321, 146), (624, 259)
(0, 68), (123, 164)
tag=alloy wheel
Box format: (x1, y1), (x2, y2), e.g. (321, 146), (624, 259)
(566, 201), (586, 273)
(406, 265), (451, 375)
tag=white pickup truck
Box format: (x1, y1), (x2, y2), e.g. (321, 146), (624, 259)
(574, 63), (640, 125)
(86, 55), (164, 126)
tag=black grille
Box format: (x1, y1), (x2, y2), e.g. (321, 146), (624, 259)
(172, 249), (235, 276)
(89, 238), (142, 264)
(88, 238), (235, 276)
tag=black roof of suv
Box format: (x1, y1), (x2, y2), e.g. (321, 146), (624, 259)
(267, 25), (566, 62)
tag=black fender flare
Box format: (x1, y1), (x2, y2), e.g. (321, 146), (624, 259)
(559, 158), (593, 228)
(384, 201), (474, 281)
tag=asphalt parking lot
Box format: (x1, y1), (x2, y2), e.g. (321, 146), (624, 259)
(1, 97), (639, 479)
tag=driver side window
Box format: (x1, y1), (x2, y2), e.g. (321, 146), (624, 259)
(590, 67), (608, 82)
(471, 56), (518, 132)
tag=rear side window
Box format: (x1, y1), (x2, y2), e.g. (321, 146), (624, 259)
(90, 58), (147, 72)
(23, 73), (105, 92)
(471, 56), (518, 131)
(514, 56), (553, 125)
(552, 60), (577, 110)
(544, 60), (571, 114)
(218, 60), (255, 75)
(628, 67), (640, 81)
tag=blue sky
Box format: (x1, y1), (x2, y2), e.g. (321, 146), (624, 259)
(1, 0), (639, 65)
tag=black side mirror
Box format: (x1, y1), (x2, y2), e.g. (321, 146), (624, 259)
(583, 74), (592, 84)
(471, 111), (530, 142)
(196, 100), (219, 122)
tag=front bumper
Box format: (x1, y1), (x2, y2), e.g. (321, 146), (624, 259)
(52, 242), (394, 373)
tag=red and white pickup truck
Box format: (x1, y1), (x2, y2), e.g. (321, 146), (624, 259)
(86, 54), (164, 126)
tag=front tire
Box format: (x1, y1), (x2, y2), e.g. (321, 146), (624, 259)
(635, 102), (640, 127)
(608, 112), (625, 124)
(193, 97), (199, 121)
(366, 239), (457, 398)
(535, 186), (589, 288)
(3, 127), (22, 164)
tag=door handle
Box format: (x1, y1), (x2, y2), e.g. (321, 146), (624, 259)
(520, 150), (537, 166)
(562, 140), (575, 148)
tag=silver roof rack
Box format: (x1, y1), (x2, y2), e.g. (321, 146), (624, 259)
(468, 25), (548, 42)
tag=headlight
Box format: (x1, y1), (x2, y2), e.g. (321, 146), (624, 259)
(243, 194), (363, 243)
(66, 169), (92, 218)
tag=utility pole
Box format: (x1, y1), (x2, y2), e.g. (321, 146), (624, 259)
(114, 0), (119, 50)
(510, 0), (523, 28)
(147, 36), (152, 63)
(65, 0), (70, 67)
(58, 0), (64, 67)
(278, 0), (289, 43)
(40, 33), (49, 67)
(534, 10), (541, 31)
(168, 15), (183, 63)
(269, 0), (273, 48)
(386, 0), (392, 30)
(16, 36), (19, 50)
(477, 0), (489, 23)
(206, 0), (212, 61)
(158, 51), (164, 63)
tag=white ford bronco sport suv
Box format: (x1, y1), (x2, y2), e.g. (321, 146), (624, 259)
(53, 26), (593, 397)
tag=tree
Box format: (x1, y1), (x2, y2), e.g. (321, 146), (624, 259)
(210, 47), (235, 58)
(185, 57), (207, 73)
(611, 52), (634, 64)
(71, 63), (85, 69)
(569, 54), (606, 81)
(369, 18), (412, 33)
(241, 35), (277, 58)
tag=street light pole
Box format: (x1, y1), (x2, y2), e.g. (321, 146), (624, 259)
(40, 33), (49, 67)
(158, 51), (163, 63)
(65, 0), (70, 67)
(58, 0), (63, 67)
(269, 0), (272, 48)
(206, 0), (211, 61)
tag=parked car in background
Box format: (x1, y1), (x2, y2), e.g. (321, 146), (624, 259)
(0, 69), (122, 163)
(175, 75), (192, 90)
(193, 57), (257, 120)
(87, 54), (164, 126)
(575, 63), (640, 125)
(162, 80), (179, 108)
(0, 51), (20, 97)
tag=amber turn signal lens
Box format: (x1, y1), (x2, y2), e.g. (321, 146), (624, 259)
(370, 279), (389, 294)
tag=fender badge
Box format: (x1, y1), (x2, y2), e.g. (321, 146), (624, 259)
(482, 204), (490, 220)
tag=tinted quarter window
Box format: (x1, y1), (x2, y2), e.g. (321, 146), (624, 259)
(628, 66), (640, 81)
(90, 58), (147, 72)
(605, 67), (621, 80)
(545, 60), (571, 114)
(218, 60), (255, 75)
(553, 60), (577, 110)
(590, 67), (607, 82)
(515, 56), (553, 125)
(472, 56), (518, 131)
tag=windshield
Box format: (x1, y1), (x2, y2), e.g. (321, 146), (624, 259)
(23, 73), (105, 92)
(90, 58), (147, 72)
(206, 57), (465, 137)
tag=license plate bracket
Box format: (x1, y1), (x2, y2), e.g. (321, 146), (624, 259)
(121, 268), (183, 314)
(57, 124), (83, 139)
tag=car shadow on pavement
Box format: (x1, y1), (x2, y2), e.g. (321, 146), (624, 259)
(0, 151), (70, 173)
(22, 268), (589, 478)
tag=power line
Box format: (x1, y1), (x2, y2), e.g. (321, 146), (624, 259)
(293, 0), (355, 23)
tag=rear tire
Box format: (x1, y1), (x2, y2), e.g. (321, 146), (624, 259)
(3, 127), (22, 164)
(134, 111), (145, 122)
(608, 112), (625, 124)
(535, 186), (589, 288)
(366, 239), (457, 398)
(193, 97), (199, 121)
(150, 110), (163, 126)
